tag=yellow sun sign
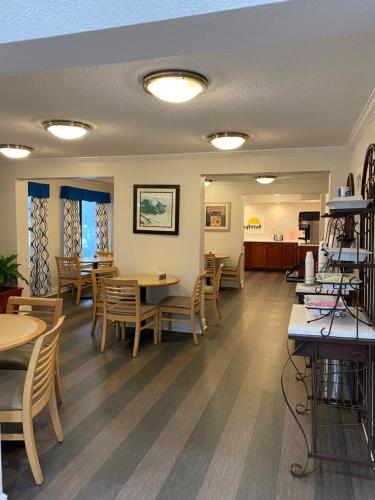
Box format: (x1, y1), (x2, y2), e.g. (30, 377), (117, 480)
(248, 216), (260, 225)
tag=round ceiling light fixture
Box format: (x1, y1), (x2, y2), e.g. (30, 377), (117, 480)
(43, 120), (92, 140)
(143, 70), (208, 103)
(208, 132), (249, 151)
(0, 144), (33, 159)
(255, 176), (276, 185)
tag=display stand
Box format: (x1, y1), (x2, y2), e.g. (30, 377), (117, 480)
(283, 148), (375, 476)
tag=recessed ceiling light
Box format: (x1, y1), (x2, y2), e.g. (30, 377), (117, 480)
(204, 179), (212, 187)
(255, 176), (276, 185)
(0, 144), (33, 159)
(143, 70), (208, 103)
(208, 132), (249, 151)
(43, 120), (92, 140)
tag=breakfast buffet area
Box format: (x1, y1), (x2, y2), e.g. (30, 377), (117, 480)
(284, 145), (375, 475)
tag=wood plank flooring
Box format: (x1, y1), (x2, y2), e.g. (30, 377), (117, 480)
(3, 272), (375, 499)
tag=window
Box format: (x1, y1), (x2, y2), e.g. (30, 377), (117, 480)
(81, 200), (96, 257)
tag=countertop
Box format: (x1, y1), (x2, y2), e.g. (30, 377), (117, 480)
(244, 239), (318, 246)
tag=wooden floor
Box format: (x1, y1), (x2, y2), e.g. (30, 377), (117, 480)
(3, 272), (375, 499)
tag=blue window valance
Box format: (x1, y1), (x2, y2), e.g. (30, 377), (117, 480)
(60, 186), (111, 204)
(28, 182), (50, 198)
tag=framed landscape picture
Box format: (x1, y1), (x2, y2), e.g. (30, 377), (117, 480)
(133, 184), (180, 235)
(205, 202), (231, 231)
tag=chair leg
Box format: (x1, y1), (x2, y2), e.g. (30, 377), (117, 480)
(55, 349), (63, 403)
(132, 324), (141, 357)
(199, 308), (207, 335)
(76, 283), (81, 304)
(191, 314), (198, 345)
(48, 385), (64, 442)
(101, 317), (108, 352)
(23, 415), (43, 485)
(214, 298), (221, 323)
(158, 312), (163, 342)
(91, 309), (98, 336)
(153, 313), (158, 345)
(121, 322), (125, 341)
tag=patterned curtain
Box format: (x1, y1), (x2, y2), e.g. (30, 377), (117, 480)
(63, 199), (82, 256)
(30, 197), (52, 296)
(96, 202), (109, 251)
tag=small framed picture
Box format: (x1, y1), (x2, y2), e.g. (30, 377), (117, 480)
(205, 202), (231, 231)
(133, 185), (180, 235)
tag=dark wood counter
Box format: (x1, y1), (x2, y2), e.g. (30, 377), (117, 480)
(244, 241), (318, 271)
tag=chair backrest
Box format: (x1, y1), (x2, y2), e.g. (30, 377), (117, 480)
(6, 297), (63, 330)
(91, 267), (119, 305)
(237, 252), (244, 271)
(102, 278), (141, 317)
(55, 256), (80, 279)
(204, 253), (216, 278)
(23, 316), (65, 410)
(213, 263), (224, 298)
(96, 251), (114, 257)
(191, 273), (206, 312)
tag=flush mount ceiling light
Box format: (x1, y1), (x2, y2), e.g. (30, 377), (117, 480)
(143, 70), (208, 103)
(43, 120), (92, 140)
(255, 176), (276, 185)
(204, 179), (212, 187)
(0, 144), (33, 159)
(208, 132), (249, 151)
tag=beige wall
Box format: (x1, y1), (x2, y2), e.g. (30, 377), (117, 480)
(244, 201), (321, 242)
(0, 146), (349, 302)
(16, 178), (114, 295)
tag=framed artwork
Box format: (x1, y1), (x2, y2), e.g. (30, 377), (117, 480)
(133, 184), (180, 235)
(205, 202), (231, 231)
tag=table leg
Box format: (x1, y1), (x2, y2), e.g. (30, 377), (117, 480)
(0, 425), (7, 500)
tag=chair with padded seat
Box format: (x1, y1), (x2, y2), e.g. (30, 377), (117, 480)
(0, 316), (65, 485)
(204, 263), (224, 323)
(158, 273), (206, 344)
(55, 256), (92, 304)
(0, 297), (64, 402)
(90, 266), (119, 335)
(221, 252), (244, 289)
(101, 278), (158, 357)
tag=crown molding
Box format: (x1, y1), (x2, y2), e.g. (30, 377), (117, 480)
(347, 87), (375, 150)
(0, 145), (347, 167)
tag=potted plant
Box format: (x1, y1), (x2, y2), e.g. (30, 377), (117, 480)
(0, 254), (28, 313)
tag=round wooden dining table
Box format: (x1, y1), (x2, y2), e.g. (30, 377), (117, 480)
(0, 314), (46, 500)
(114, 274), (180, 287)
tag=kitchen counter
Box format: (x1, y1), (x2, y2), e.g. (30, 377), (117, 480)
(244, 241), (318, 271)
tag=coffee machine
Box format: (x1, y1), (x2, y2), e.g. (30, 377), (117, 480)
(298, 212), (320, 244)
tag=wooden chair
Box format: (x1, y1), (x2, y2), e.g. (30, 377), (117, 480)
(101, 278), (158, 357)
(96, 250), (114, 257)
(55, 256), (92, 304)
(90, 266), (119, 335)
(0, 297), (64, 402)
(205, 263), (224, 323)
(0, 317), (65, 485)
(221, 252), (245, 289)
(204, 253), (216, 282)
(158, 273), (206, 345)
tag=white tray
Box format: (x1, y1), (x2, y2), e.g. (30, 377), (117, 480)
(327, 247), (372, 262)
(327, 199), (372, 210)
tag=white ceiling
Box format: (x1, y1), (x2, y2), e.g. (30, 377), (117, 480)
(1, 1), (375, 160)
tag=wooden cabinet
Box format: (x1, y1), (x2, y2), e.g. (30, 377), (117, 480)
(266, 243), (283, 269)
(282, 243), (298, 269)
(244, 241), (301, 271)
(250, 242), (267, 268)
